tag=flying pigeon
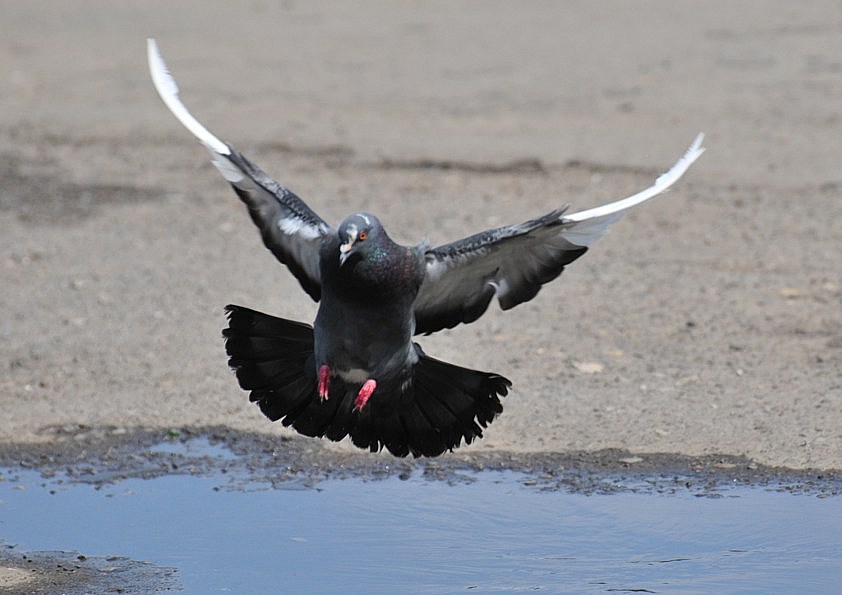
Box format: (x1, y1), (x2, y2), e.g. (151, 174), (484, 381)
(147, 39), (705, 457)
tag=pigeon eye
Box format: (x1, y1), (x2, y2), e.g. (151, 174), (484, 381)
(359, 231), (367, 241)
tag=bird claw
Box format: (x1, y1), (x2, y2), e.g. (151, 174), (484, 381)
(353, 379), (377, 411)
(318, 365), (331, 401)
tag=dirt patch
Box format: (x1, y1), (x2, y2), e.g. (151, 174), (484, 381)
(2, 426), (839, 498)
(0, 543), (178, 595)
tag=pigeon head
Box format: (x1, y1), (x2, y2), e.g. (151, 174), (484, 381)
(338, 212), (384, 266)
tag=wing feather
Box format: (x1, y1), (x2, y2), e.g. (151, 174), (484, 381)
(147, 39), (330, 301)
(413, 134), (705, 335)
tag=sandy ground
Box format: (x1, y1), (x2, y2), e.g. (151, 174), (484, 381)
(1, 1), (840, 470)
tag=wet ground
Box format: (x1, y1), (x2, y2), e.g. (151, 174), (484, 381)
(3, 426), (841, 497)
(1, 429), (840, 593)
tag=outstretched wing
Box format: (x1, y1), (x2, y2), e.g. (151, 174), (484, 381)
(413, 134), (705, 335)
(147, 39), (330, 301)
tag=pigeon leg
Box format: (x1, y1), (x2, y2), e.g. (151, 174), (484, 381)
(318, 365), (331, 401)
(353, 379), (377, 411)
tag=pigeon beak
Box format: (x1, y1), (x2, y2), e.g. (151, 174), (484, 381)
(339, 241), (353, 265)
(339, 228), (357, 266)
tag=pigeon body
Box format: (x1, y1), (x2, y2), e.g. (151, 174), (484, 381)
(315, 212), (424, 402)
(147, 39), (705, 457)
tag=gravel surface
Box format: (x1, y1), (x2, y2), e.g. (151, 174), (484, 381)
(1, 2), (840, 472)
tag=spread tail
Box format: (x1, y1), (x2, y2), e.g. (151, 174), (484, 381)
(223, 305), (510, 457)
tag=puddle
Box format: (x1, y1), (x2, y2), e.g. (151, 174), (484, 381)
(148, 435), (238, 460)
(1, 437), (840, 593)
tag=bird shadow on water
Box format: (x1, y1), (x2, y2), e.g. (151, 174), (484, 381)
(0, 429), (840, 594)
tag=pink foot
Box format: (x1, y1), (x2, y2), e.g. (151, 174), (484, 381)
(318, 365), (331, 401)
(353, 379), (377, 411)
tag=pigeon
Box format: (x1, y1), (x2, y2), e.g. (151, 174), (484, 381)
(147, 39), (705, 457)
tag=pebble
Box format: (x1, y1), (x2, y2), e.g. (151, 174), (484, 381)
(618, 456), (643, 465)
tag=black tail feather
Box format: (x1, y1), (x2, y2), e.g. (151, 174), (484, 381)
(346, 346), (510, 457)
(412, 372), (473, 448)
(254, 374), (314, 423)
(224, 305), (317, 422)
(407, 347), (509, 453)
(223, 305), (511, 457)
(269, 373), (317, 424)
(397, 400), (444, 457)
(323, 389), (357, 442)
(224, 305), (314, 393)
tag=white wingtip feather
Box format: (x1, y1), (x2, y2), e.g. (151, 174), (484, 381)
(147, 38), (230, 156)
(560, 133), (705, 246)
(208, 148), (244, 183)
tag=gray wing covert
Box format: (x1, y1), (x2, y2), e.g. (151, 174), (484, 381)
(413, 209), (587, 335)
(218, 148), (330, 301)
